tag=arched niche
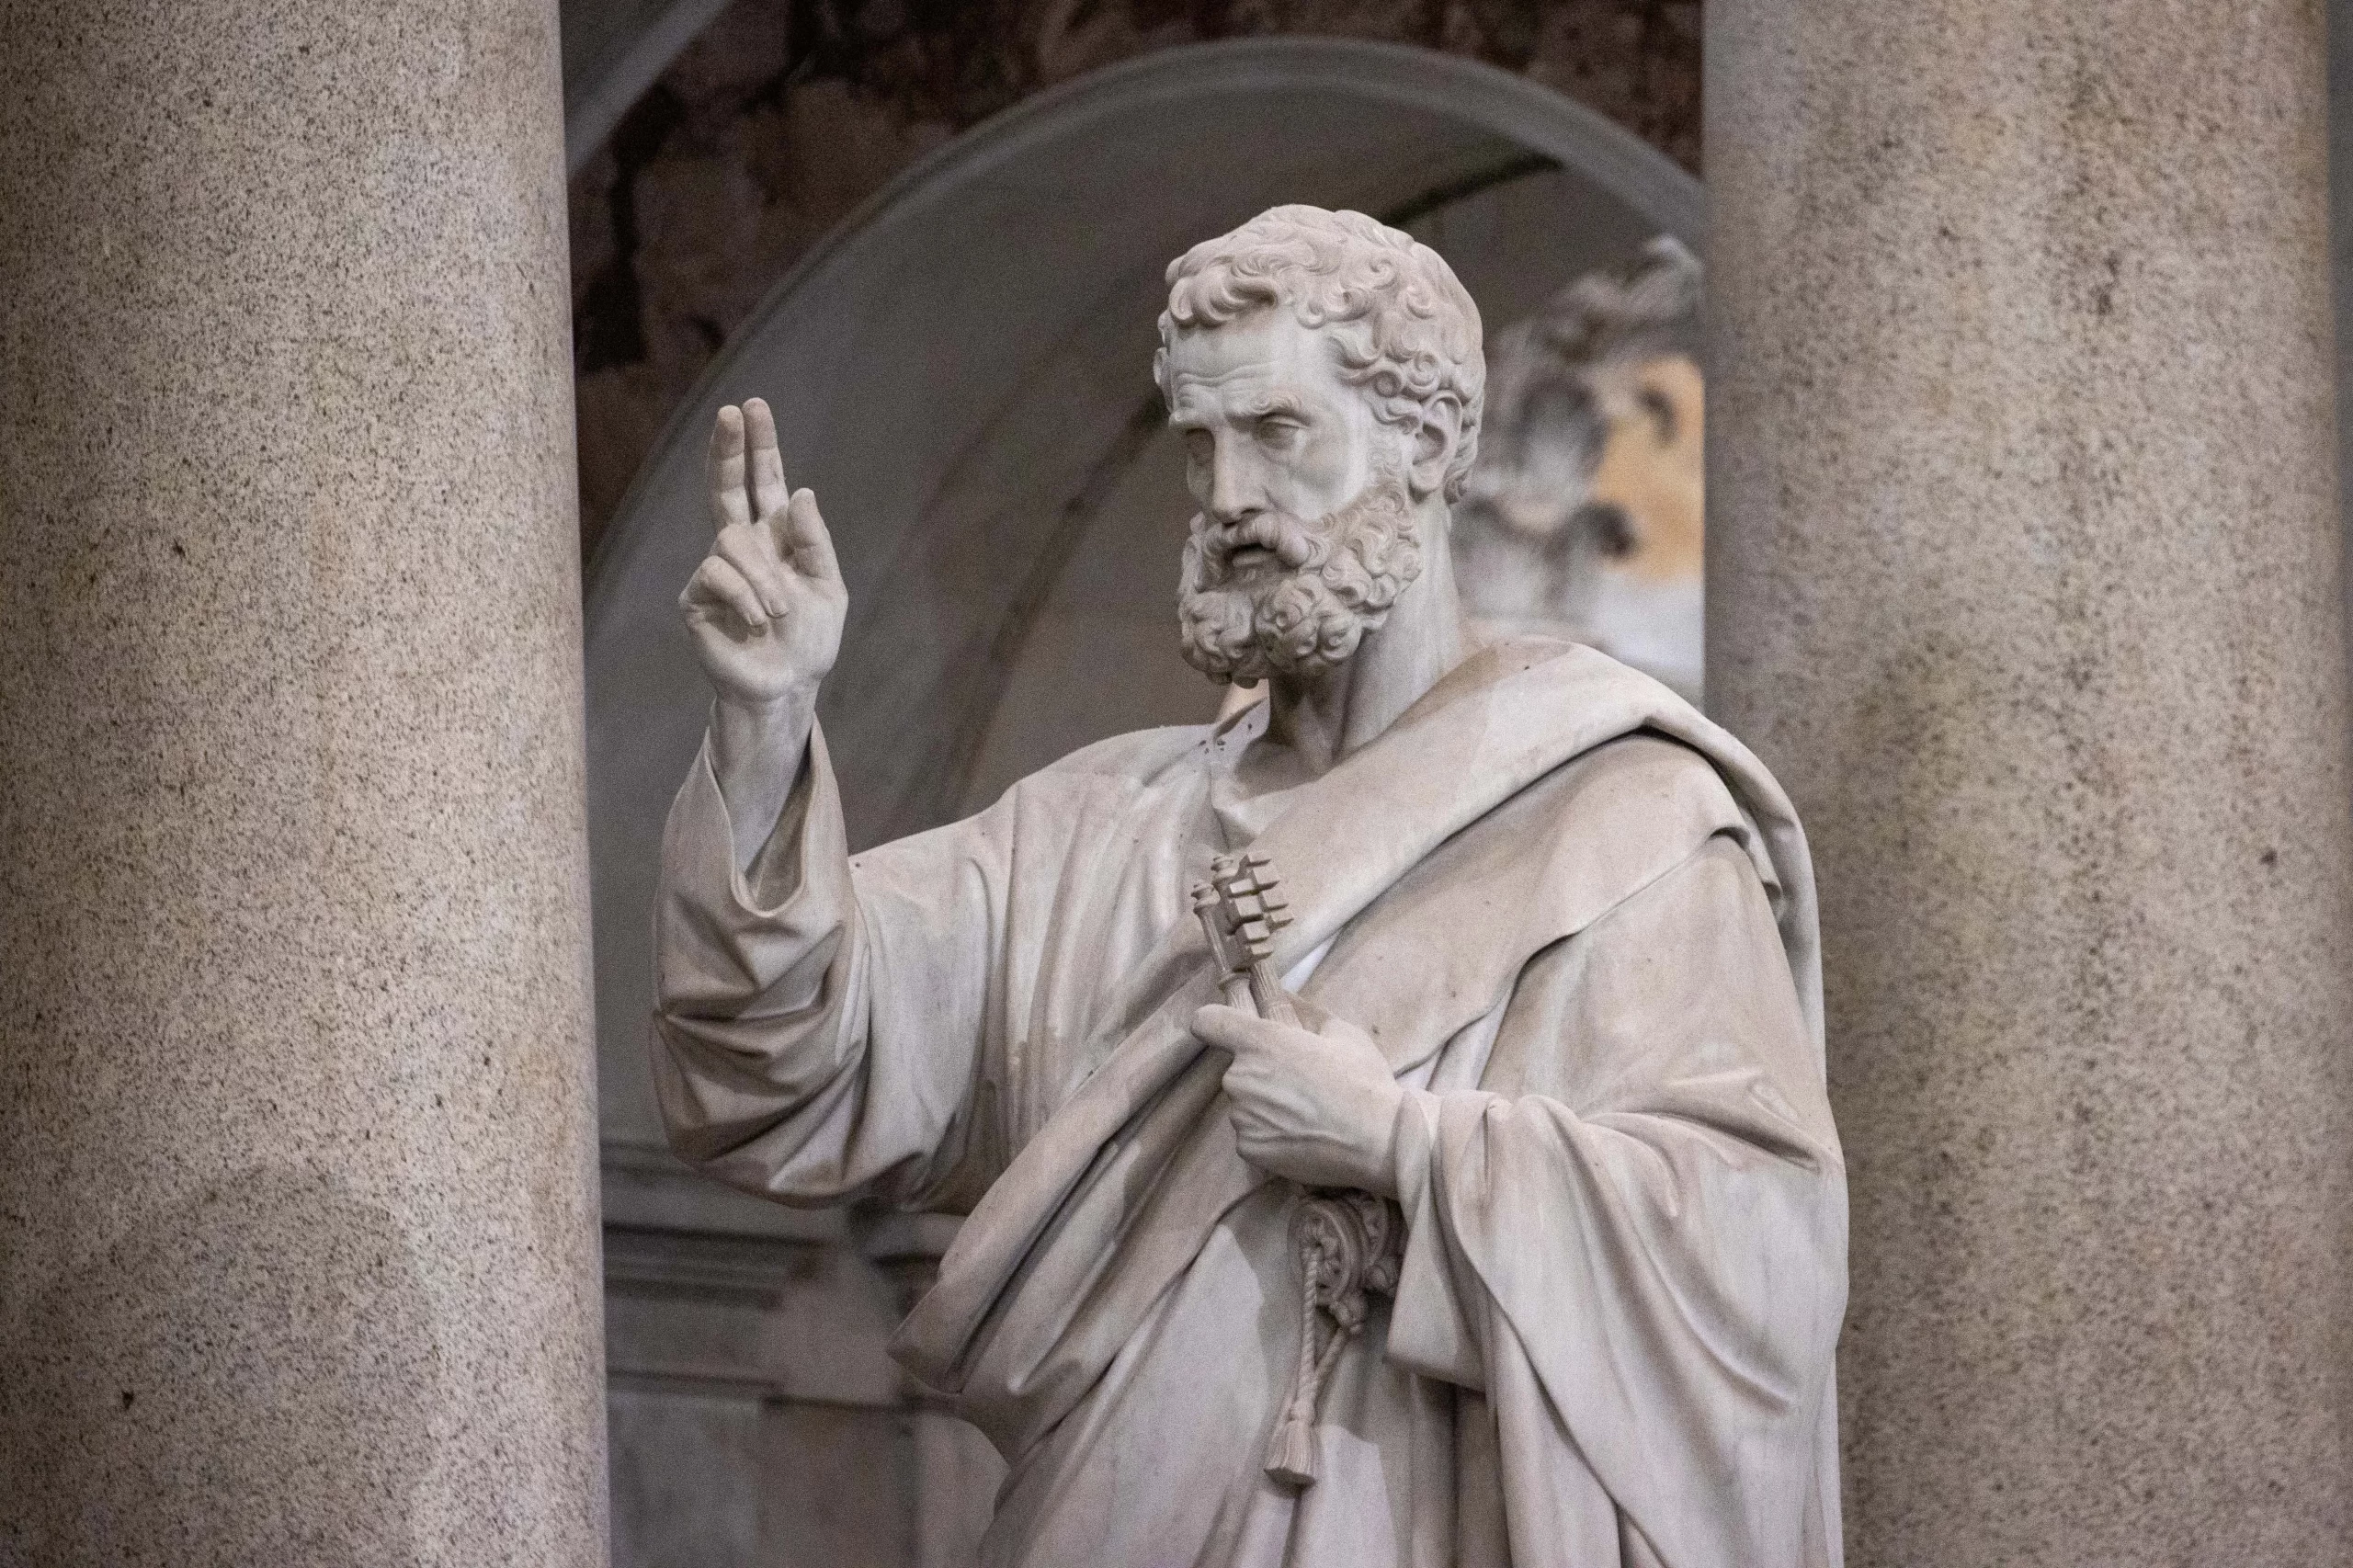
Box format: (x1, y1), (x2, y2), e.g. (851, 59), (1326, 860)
(586, 37), (1701, 1144)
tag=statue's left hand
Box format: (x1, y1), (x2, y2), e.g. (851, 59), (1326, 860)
(1193, 1005), (1405, 1197)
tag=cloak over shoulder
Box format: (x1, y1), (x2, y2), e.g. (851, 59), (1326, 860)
(654, 641), (1846, 1567)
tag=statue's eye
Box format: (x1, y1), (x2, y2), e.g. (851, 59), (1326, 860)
(1255, 415), (1302, 447)
(1183, 429), (1213, 467)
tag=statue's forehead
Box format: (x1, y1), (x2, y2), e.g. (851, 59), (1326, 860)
(1165, 314), (1343, 412)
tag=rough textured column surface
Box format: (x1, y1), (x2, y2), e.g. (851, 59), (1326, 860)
(0, 2), (607, 1562)
(1707, 2), (2353, 1562)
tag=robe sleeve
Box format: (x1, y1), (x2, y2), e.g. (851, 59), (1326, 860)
(650, 722), (1017, 1210)
(1386, 832), (1847, 1568)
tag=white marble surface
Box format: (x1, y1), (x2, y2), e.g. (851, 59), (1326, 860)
(652, 207), (1845, 1565)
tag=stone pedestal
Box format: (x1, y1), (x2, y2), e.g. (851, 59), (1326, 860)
(0, 2), (607, 1562)
(1708, 2), (2353, 1562)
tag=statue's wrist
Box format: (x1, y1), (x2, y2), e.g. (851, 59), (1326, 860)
(715, 680), (816, 723)
(709, 688), (816, 801)
(1351, 1080), (1407, 1199)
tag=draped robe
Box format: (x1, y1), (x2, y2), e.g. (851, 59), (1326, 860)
(654, 640), (1847, 1568)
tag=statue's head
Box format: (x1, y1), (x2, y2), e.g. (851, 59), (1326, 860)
(1154, 206), (1484, 684)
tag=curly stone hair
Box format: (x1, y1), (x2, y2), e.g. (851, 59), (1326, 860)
(1154, 205), (1485, 500)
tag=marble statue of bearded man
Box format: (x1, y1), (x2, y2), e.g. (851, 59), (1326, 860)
(653, 204), (1847, 1568)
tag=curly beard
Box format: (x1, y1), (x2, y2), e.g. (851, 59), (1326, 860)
(1176, 467), (1424, 684)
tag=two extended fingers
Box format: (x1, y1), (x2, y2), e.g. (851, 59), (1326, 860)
(688, 396), (839, 632)
(709, 395), (838, 580)
(695, 399), (789, 628)
(712, 396), (796, 536)
(709, 396), (793, 521)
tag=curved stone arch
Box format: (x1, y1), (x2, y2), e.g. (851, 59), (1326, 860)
(585, 37), (1701, 1141)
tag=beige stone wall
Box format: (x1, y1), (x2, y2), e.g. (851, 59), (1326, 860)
(566, 0), (1702, 558)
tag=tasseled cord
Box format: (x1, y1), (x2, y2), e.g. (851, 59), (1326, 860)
(1264, 1191), (1404, 1488)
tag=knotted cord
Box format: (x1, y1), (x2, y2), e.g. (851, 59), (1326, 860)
(1264, 1190), (1404, 1488)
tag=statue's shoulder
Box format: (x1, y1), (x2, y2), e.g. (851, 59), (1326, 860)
(1555, 729), (1742, 841)
(1507, 731), (1760, 919)
(1409, 641), (1756, 931)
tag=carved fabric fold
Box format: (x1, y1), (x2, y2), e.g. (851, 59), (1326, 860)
(651, 640), (1846, 1567)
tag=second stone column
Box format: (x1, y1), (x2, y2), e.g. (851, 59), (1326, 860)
(1707, 1), (2353, 1562)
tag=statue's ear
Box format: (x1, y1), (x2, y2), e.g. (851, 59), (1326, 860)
(1407, 393), (1464, 500)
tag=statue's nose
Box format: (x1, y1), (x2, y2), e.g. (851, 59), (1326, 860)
(1206, 448), (1265, 525)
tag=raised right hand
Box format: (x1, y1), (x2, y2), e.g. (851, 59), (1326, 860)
(679, 397), (847, 708)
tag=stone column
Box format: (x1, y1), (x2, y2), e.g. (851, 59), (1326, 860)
(0, 3), (606, 1564)
(1707, 2), (2353, 1562)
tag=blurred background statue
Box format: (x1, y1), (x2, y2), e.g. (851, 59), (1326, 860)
(1453, 237), (1704, 700)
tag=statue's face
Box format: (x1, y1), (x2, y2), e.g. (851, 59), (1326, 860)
(1164, 312), (1424, 683)
(1165, 312), (1392, 533)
